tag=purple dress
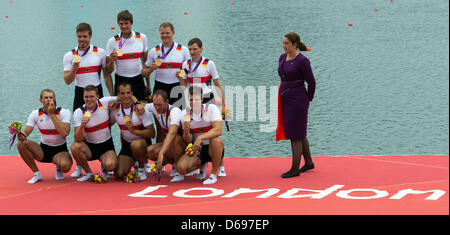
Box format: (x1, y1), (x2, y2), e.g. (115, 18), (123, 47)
(278, 53), (316, 140)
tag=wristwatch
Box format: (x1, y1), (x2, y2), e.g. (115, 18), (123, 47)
(135, 100), (141, 105)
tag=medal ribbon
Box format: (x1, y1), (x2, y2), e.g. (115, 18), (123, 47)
(188, 57), (203, 74)
(160, 105), (170, 130)
(76, 46), (91, 57)
(121, 103), (135, 120)
(157, 43), (175, 60)
(119, 32), (132, 49)
(83, 101), (98, 114)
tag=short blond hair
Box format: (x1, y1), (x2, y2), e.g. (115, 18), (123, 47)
(159, 22), (174, 32)
(40, 89), (55, 99)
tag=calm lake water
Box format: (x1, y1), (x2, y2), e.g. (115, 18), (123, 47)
(0, 0), (448, 158)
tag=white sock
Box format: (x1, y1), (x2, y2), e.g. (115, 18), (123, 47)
(55, 168), (64, 180)
(137, 168), (147, 180)
(71, 166), (83, 178)
(197, 164), (208, 180)
(145, 163), (151, 173)
(218, 166), (227, 177)
(169, 164), (177, 177)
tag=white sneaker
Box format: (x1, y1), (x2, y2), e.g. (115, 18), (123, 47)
(55, 169), (64, 180)
(138, 168), (147, 180)
(28, 172), (43, 184)
(169, 164), (177, 177)
(218, 166), (227, 177)
(70, 166), (82, 178)
(170, 173), (185, 182)
(185, 169), (199, 177)
(203, 174), (217, 185)
(145, 163), (151, 174)
(77, 173), (93, 182)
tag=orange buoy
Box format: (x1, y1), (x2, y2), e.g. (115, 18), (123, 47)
(390, 0), (394, 2)
(306, 47), (311, 51)
(374, 8), (379, 12)
(184, 11), (188, 15)
(232, 2), (235, 5)
(5, 15), (8, 19)
(348, 22), (353, 27)
(111, 26), (116, 30)
(80, 5), (84, 8)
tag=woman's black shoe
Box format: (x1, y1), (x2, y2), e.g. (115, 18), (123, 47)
(281, 169), (300, 178)
(300, 163), (315, 173)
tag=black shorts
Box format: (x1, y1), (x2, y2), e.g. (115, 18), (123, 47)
(119, 138), (152, 161)
(40, 142), (68, 163)
(115, 74), (147, 101)
(74, 84), (104, 112)
(86, 138), (115, 161)
(199, 144), (225, 165)
(153, 80), (186, 109)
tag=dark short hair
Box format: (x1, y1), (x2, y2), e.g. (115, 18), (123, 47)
(188, 38), (203, 48)
(153, 89), (169, 101)
(117, 10), (133, 23)
(76, 22), (92, 36)
(118, 81), (133, 93)
(84, 85), (99, 95)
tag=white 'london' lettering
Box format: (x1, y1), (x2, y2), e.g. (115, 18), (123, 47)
(390, 189), (447, 200)
(127, 185), (447, 201)
(222, 188), (280, 198)
(277, 185), (345, 199)
(128, 185), (168, 198)
(336, 188), (389, 199)
(173, 187), (225, 198)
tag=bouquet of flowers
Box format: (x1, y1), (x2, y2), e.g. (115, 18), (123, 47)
(126, 171), (140, 183)
(150, 162), (166, 181)
(185, 143), (197, 158)
(215, 98), (231, 131)
(8, 121), (22, 149)
(91, 172), (107, 183)
(222, 107), (232, 131)
(221, 107), (232, 121)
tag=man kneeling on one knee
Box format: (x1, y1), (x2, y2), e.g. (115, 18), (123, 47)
(176, 86), (224, 185)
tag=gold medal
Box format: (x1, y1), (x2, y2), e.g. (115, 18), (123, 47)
(184, 114), (191, 123)
(84, 111), (91, 118)
(179, 70), (186, 77)
(154, 59), (162, 67)
(73, 55), (81, 63)
(117, 49), (123, 57)
(123, 115), (131, 123)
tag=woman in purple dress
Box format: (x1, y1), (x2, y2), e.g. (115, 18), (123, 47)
(276, 32), (316, 178)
